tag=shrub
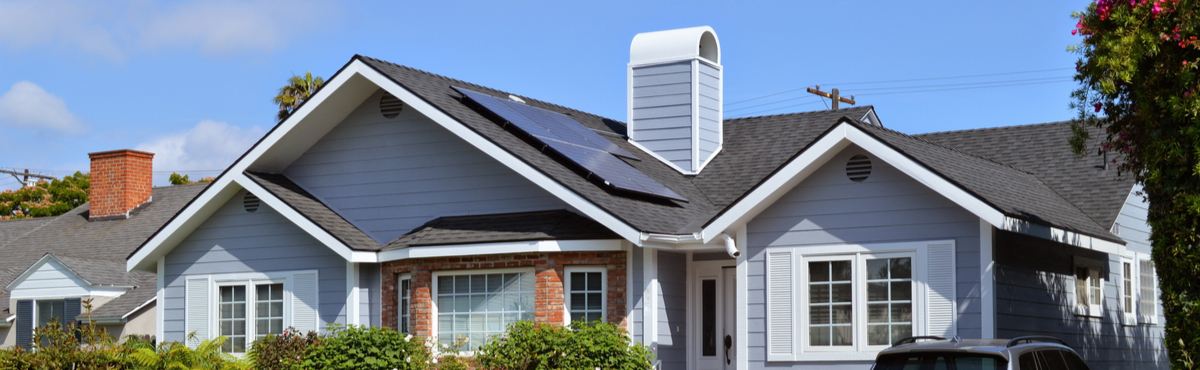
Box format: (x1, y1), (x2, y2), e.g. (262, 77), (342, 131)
(301, 325), (430, 370)
(250, 328), (320, 370)
(475, 321), (652, 370)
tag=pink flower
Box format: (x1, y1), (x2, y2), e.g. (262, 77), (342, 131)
(1094, 102), (1103, 112)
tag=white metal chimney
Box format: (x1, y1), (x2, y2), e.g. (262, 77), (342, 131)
(627, 26), (722, 174)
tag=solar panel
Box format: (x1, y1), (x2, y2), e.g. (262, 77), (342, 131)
(454, 87), (638, 158)
(454, 86), (685, 201)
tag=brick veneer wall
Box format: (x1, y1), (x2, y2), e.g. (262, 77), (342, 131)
(381, 251), (627, 337)
(87, 149), (154, 220)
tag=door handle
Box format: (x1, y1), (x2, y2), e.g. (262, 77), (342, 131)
(724, 334), (733, 365)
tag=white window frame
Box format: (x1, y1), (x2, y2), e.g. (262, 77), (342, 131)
(430, 267), (536, 354)
(1119, 256), (1137, 325)
(563, 266), (607, 325)
(801, 254), (858, 354)
(208, 272), (298, 354)
(1072, 257), (1104, 318)
(859, 252), (917, 351)
(397, 273), (412, 334)
(1137, 255), (1159, 325)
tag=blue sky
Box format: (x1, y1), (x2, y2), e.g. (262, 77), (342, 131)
(0, 0), (1089, 189)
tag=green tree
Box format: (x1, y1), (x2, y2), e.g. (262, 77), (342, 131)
(0, 172), (89, 219)
(1071, 0), (1200, 367)
(273, 72), (326, 122)
(168, 172), (191, 185)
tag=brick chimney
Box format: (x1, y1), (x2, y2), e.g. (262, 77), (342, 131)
(88, 149), (154, 220)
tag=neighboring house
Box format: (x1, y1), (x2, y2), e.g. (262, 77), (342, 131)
(0, 150), (204, 349)
(125, 26), (1167, 369)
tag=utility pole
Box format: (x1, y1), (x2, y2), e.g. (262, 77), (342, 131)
(806, 85), (856, 110)
(0, 169), (55, 188)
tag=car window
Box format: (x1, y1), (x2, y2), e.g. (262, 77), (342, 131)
(1040, 350), (1069, 369)
(1018, 352), (1040, 370)
(875, 353), (1006, 370)
(1059, 350), (1089, 370)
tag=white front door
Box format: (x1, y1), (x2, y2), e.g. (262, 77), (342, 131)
(694, 262), (736, 370)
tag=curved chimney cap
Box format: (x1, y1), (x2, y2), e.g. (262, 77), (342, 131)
(629, 26), (720, 65)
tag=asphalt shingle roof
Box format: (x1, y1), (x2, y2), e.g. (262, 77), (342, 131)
(0, 184), (204, 320)
(385, 210), (618, 250)
(244, 171), (382, 251)
(0, 218), (51, 247)
(918, 122), (1134, 228)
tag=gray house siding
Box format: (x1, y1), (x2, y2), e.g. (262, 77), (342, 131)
(697, 61), (721, 163)
(657, 250), (687, 369)
(1114, 186), (1151, 254)
(631, 61), (693, 170)
(161, 190), (348, 342)
(630, 247), (644, 342)
(360, 263), (381, 326)
(744, 147), (982, 369)
(285, 90), (566, 243)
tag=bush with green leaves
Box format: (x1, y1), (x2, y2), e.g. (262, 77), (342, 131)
(301, 325), (430, 370)
(250, 328), (320, 370)
(475, 321), (652, 370)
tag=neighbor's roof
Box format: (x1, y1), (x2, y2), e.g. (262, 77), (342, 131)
(385, 210), (618, 250)
(0, 183), (205, 320)
(918, 122), (1135, 229)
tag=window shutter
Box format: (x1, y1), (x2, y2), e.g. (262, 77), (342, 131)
(925, 243), (957, 337)
(15, 300), (32, 350)
(291, 271), (319, 333)
(1138, 260), (1156, 324)
(64, 297), (82, 340)
(185, 277), (210, 346)
(766, 250), (796, 361)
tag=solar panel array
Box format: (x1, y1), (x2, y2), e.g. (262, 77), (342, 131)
(454, 86), (685, 201)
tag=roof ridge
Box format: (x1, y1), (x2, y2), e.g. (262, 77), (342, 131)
(915, 120), (1074, 137)
(724, 106), (874, 123)
(357, 55), (627, 127)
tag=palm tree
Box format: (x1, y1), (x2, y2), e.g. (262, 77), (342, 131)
(273, 72), (326, 121)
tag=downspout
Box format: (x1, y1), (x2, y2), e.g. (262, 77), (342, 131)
(721, 233), (740, 258)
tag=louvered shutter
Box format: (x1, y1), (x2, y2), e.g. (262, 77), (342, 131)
(15, 300), (32, 349)
(291, 271), (319, 333)
(924, 243), (957, 337)
(766, 250), (796, 361)
(185, 277), (210, 346)
(1138, 260), (1156, 324)
(64, 297), (82, 340)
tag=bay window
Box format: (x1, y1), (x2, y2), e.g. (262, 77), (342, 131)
(433, 269), (534, 352)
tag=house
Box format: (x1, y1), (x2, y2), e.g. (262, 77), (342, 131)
(0, 150), (204, 348)
(125, 26), (1167, 369)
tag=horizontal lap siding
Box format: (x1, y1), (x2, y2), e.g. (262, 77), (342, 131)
(161, 192), (348, 342)
(745, 147), (980, 369)
(995, 206), (1167, 369)
(9, 261), (90, 298)
(632, 62), (693, 170)
(657, 251), (687, 369)
(698, 62), (720, 162)
(285, 90), (565, 243)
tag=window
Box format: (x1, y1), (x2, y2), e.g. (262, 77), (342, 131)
(36, 300), (65, 329)
(1121, 258), (1136, 324)
(1073, 258), (1103, 317)
(217, 280), (287, 353)
(1138, 258), (1158, 324)
(434, 270), (534, 352)
(807, 259), (854, 348)
(875, 353), (1006, 370)
(565, 267), (606, 323)
(866, 257), (913, 346)
(398, 274), (412, 334)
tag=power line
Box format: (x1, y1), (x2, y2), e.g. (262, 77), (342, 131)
(731, 100), (824, 118)
(855, 78), (1074, 97)
(725, 95), (821, 114)
(848, 76), (1071, 92)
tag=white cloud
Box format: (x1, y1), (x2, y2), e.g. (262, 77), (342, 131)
(0, 81), (85, 134)
(136, 120), (264, 176)
(0, 0), (331, 59)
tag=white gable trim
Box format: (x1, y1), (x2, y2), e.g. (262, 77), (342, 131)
(235, 174), (378, 263)
(351, 62), (643, 244)
(700, 122), (1009, 243)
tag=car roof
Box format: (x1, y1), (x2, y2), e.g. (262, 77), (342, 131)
(877, 339), (1078, 359)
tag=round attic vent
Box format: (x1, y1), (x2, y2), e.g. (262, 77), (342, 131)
(380, 94), (403, 118)
(243, 193), (261, 213)
(846, 155), (872, 182)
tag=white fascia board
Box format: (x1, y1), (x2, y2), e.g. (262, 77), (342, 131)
(700, 122), (1011, 243)
(377, 239), (622, 262)
(235, 174), (378, 263)
(122, 297), (157, 320)
(127, 62), (368, 272)
(1002, 216), (1124, 255)
(352, 61), (644, 245)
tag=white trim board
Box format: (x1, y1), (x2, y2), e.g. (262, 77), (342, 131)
(378, 239), (622, 262)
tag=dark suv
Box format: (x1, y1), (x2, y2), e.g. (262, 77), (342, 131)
(872, 336), (1089, 370)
